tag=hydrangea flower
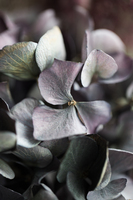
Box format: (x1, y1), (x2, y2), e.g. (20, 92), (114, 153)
(33, 59), (111, 140)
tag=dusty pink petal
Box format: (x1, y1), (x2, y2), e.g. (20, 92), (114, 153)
(76, 101), (111, 134)
(38, 59), (83, 105)
(33, 105), (86, 140)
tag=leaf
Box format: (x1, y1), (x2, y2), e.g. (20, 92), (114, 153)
(81, 49), (118, 87)
(76, 101), (111, 135)
(35, 26), (66, 71)
(13, 145), (53, 168)
(0, 158), (15, 179)
(0, 131), (16, 152)
(0, 42), (40, 80)
(0, 185), (24, 200)
(33, 105), (86, 140)
(38, 59), (83, 105)
(87, 178), (127, 200)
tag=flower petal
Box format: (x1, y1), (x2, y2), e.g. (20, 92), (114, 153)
(87, 178), (127, 200)
(0, 131), (16, 152)
(99, 53), (133, 84)
(0, 185), (24, 200)
(0, 158), (15, 179)
(33, 105), (86, 140)
(35, 26), (66, 71)
(81, 49), (118, 87)
(109, 148), (133, 174)
(38, 59), (83, 105)
(76, 101), (111, 134)
(11, 98), (42, 148)
(13, 145), (53, 168)
(91, 29), (125, 54)
(67, 172), (87, 200)
(0, 42), (40, 80)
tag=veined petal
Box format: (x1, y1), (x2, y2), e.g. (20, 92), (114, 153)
(38, 59), (83, 105)
(33, 105), (86, 140)
(87, 178), (127, 200)
(35, 26), (66, 71)
(76, 101), (111, 134)
(81, 49), (118, 87)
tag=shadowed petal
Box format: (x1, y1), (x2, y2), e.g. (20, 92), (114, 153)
(33, 105), (86, 140)
(38, 59), (83, 105)
(67, 172), (87, 200)
(13, 145), (53, 168)
(87, 178), (127, 200)
(0, 131), (16, 152)
(0, 82), (14, 107)
(76, 101), (111, 134)
(109, 148), (133, 174)
(0, 185), (24, 200)
(0, 158), (15, 179)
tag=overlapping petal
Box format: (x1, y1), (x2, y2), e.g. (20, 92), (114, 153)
(87, 178), (127, 200)
(38, 59), (83, 105)
(81, 49), (118, 87)
(76, 101), (111, 134)
(33, 105), (86, 140)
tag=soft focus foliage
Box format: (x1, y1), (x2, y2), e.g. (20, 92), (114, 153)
(0, 1), (133, 200)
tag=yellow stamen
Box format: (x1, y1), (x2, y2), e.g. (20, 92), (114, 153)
(68, 100), (77, 106)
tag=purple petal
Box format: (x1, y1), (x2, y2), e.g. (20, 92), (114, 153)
(76, 101), (111, 134)
(11, 98), (42, 148)
(109, 148), (133, 174)
(33, 105), (86, 140)
(99, 53), (133, 84)
(38, 59), (83, 105)
(91, 29), (125, 54)
(87, 178), (127, 200)
(81, 49), (118, 87)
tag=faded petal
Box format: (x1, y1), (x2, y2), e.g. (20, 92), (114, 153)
(76, 101), (111, 134)
(91, 29), (125, 54)
(0, 42), (40, 80)
(11, 98), (42, 148)
(109, 148), (133, 174)
(38, 59), (83, 105)
(0, 131), (16, 152)
(0, 158), (15, 179)
(33, 105), (86, 140)
(87, 178), (127, 200)
(35, 26), (66, 71)
(81, 49), (118, 87)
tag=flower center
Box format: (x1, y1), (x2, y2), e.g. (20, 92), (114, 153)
(68, 99), (77, 106)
